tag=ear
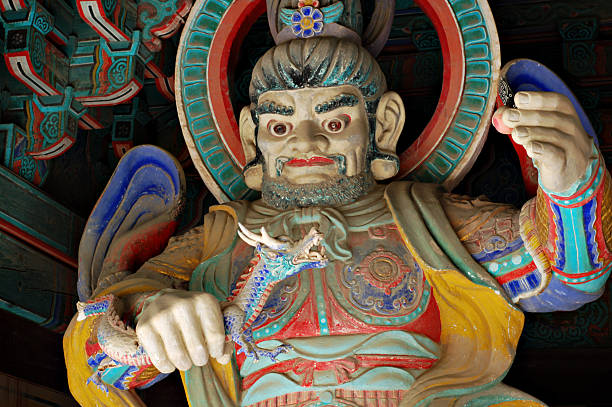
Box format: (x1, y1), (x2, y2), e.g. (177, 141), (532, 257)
(239, 106), (263, 190)
(371, 91), (405, 180)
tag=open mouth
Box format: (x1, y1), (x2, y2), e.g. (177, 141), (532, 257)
(294, 234), (326, 263)
(285, 156), (335, 167)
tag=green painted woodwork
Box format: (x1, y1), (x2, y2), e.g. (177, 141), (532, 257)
(0, 164), (83, 260)
(0, 230), (76, 329)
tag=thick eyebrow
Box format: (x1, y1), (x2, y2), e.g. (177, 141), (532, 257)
(314, 94), (360, 114)
(255, 101), (295, 116)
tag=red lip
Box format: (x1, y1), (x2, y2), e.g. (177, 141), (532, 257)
(285, 156), (335, 167)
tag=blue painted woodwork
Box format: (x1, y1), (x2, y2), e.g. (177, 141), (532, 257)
(78, 145), (185, 301)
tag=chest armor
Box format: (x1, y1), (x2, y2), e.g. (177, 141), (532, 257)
(229, 223), (441, 350)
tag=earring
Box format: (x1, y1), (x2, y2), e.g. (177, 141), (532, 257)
(371, 155), (399, 181)
(244, 163), (263, 190)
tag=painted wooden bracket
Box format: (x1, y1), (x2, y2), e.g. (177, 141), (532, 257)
(0, 123), (48, 185)
(137, 0), (194, 52)
(75, 0), (183, 101)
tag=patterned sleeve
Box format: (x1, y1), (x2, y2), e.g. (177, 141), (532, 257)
(517, 153), (612, 311)
(442, 154), (612, 311)
(65, 225), (208, 401)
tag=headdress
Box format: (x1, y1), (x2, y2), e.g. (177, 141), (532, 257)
(266, 0), (395, 57)
(176, 0), (501, 202)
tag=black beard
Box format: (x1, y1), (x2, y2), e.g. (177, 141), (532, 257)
(261, 172), (375, 209)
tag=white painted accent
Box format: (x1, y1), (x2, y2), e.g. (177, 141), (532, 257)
(78, 0), (129, 42)
(77, 81), (141, 106)
(7, 55), (59, 96)
(29, 137), (75, 160)
(1, 0), (25, 12)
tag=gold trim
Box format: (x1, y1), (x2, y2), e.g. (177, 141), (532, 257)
(602, 173), (612, 251)
(535, 188), (549, 249)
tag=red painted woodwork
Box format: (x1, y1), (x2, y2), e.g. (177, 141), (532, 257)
(0, 218), (77, 269)
(207, 0), (267, 167)
(398, 0), (466, 178)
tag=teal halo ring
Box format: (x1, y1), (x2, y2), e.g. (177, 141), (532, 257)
(399, 0), (500, 190)
(176, 0), (500, 202)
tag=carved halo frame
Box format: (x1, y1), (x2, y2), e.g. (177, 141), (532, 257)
(176, 0), (500, 202)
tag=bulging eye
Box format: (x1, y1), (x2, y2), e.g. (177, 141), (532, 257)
(327, 119), (343, 132)
(324, 115), (350, 133)
(268, 121), (292, 137)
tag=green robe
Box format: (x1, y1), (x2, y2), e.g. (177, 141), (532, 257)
(183, 182), (539, 406)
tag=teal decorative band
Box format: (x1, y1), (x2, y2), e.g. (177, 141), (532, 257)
(409, 0), (499, 188)
(177, 0), (258, 202)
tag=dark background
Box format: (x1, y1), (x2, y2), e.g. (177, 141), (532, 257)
(2, 0), (612, 405)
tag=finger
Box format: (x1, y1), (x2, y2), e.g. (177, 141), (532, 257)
(501, 108), (582, 135)
(158, 324), (192, 371)
(216, 342), (234, 365)
(196, 297), (226, 359)
(525, 141), (565, 171)
(137, 327), (175, 373)
(216, 353), (231, 365)
(511, 126), (571, 148)
(514, 91), (576, 115)
(177, 311), (210, 367)
(492, 108), (513, 135)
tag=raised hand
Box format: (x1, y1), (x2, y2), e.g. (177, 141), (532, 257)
(493, 91), (597, 193)
(135, 289), (228, 373)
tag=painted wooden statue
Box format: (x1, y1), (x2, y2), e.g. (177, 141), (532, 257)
(64, 1), (612, 406)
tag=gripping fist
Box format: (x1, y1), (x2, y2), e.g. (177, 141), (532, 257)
(135, 289), (228, 373)
(493, 91), (597, 193)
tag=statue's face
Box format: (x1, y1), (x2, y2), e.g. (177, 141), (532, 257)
(256, 84), (370, 185)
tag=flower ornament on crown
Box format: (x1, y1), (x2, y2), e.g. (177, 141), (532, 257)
(291, 5), (323, 38)
(270, 0), (394, 56)
(279, 1), (345, 39)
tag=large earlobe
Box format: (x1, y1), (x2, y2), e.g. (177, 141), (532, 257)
(372, 91), (405, 180)
(239, 106), (263, 190)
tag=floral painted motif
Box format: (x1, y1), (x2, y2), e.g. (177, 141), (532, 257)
(291, 6), (324, 38)
(279, 1), (344, 40)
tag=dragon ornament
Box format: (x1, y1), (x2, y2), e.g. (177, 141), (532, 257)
(76, 223), (327, 390)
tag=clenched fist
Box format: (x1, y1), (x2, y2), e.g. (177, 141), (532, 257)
(493, 91), (597, 193)
(135, 289), (229, 373)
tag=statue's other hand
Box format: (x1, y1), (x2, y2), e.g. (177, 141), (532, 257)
(135, 289), (227, 373)
(493, 91), (596, 193)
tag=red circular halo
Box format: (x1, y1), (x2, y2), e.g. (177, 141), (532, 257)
(398, 0), (466, 178)
(207, 0), (267, 167)
(208, 0), (467, 177)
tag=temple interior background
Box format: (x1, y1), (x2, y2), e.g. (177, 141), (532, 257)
(1, 0), (611, 405)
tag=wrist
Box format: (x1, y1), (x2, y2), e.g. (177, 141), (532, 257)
(540, 149), (603, 207)
(132, 288), (177, 324)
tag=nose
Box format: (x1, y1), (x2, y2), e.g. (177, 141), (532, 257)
(289, 120), (329, 153)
